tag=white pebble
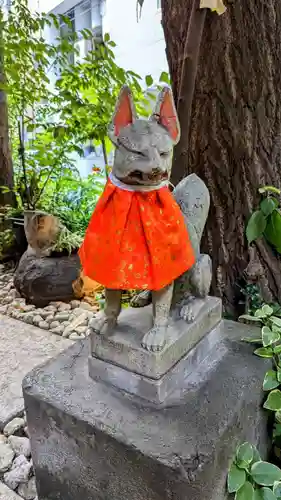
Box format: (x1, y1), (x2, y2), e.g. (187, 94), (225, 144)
(69, 333), (82, 340)
(0, 442), (14, 472)
(4, 454), (32, 490)
(58, 303), (71, 312)
(50, 321), (60, 329)
(50, 326), (64, 336)
(32, 315), (43, 326)
(18, 477), (37, 500)
(4, 418), (25, 437)
(8, 436), (31, 458)
(38, 321), (49, 330)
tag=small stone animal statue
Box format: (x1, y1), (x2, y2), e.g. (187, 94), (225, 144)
(24, 212), (61, 257)
(82, 86), (212, 352)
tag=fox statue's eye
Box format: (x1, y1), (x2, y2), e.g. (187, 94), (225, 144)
(160, 152), (169, 157)
(135, 151), (146, 157)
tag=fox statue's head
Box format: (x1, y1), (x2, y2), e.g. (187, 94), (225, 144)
(108, 85), (180, 187)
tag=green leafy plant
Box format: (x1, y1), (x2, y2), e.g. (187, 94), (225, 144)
(0, 0), (168, 215)
(240, 303), (281, 459)
(0, 228), (15, 261)
(240, 283), (264, 315)
(246, 186), (281, 253)
(228, 442), (281, 499)
(240, 305), (281, 412)
(41, 172), (105, 236)
(0, 0), (82, 210)
(51, 226), (83, 255)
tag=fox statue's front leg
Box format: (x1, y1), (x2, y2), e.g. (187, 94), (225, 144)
(141, 282), (174, 352)
(89, 289), (122, 337)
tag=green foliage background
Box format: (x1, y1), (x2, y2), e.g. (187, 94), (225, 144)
(0, 0), (170, 237)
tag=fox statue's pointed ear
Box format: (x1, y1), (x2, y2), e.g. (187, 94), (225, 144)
(108, 86), (137, 144)
(150, 87), (180, 144)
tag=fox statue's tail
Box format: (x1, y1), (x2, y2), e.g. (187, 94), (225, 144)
(173, 173), (210, 256)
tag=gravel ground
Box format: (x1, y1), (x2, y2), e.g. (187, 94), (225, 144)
(0, 264), (99, 340)
(0, 414), (37, 500)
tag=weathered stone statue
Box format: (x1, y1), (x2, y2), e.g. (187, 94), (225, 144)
(79, 85), (212, 353)
(23, 86), (268, 500)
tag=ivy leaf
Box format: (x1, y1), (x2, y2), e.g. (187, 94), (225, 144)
(261, 197), (278, 216)
(273, 424), (281, 440)
(242, 337), (263, 344)
(263, 370), (280, 391)
(252, 446), (262, 464)
(259, 186), (281, 196)
(262, 305), (274, 316)
(239, 314), (262, 323)
(272, 325), (281, 335)
(251, 461), (281, 486)
(254, 347), (273, 358)
(255, 309), (269, 319)
(235, 481), (254, 500)
(246, 210), (267, 244)
(254, 487), (278, 500)
(271, 317), (281, 328)
(236, 443), (254, 464)
(104, 33), (110, 43)
(264, 390), (281, 411)
(277, 370), (281, 383)
(228, 464), (246, 493)
(262, 326), (280, 347)
(264, 210), (281, 251)
(273, 481), (281, 497)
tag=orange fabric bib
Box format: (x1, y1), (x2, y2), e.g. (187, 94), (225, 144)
(79, 179), (195, 291)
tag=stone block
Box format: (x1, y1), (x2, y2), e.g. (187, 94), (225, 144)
(89, 317), (223, 404)
(23, 320), (270, 500)
(91, 296), (221, 379)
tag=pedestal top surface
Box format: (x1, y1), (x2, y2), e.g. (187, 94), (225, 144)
(91, 297), (222, 379)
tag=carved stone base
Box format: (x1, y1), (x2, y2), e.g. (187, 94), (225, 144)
(90, 296), (222, 380)
(89, 320), (223, 405)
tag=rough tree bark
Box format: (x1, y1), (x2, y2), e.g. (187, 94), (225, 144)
(0, 11), (14, 209)
(0, 74), (14, 208)
(162, 0), (281, 314)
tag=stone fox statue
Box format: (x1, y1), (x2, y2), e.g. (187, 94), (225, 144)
(79, 86), (211, 352)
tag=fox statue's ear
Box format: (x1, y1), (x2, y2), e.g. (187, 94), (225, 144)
(150, 86), (180, 144)
(108, 86), (137, 144)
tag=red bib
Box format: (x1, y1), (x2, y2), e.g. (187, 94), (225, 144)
(79, 179), (195, 290)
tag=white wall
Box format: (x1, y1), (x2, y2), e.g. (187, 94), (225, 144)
(32, 0), (168, 82)
(103, 0), (168, 82)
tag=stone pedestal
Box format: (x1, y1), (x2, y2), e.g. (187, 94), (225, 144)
(23, 318), (270, 500)
(89, 297), (221, 404)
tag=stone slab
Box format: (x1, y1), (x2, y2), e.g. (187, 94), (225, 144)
(0, 314), (72, 429)
(23, 320), (270, 500)
(89, 319), (223, 404)
(91, 296), (221, 379)
(0, 482), (23, 500)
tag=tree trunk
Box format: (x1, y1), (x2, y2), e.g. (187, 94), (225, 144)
(0, 78), (14, 208)
(0, 9), (14, 209)
(162, 0), (281, 314)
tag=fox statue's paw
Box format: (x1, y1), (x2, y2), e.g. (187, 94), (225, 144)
(141, 324), (168, 352)
(88, 311), (117, 337)
(131, 290), (152, 308)
(180, 297), (206, 323)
